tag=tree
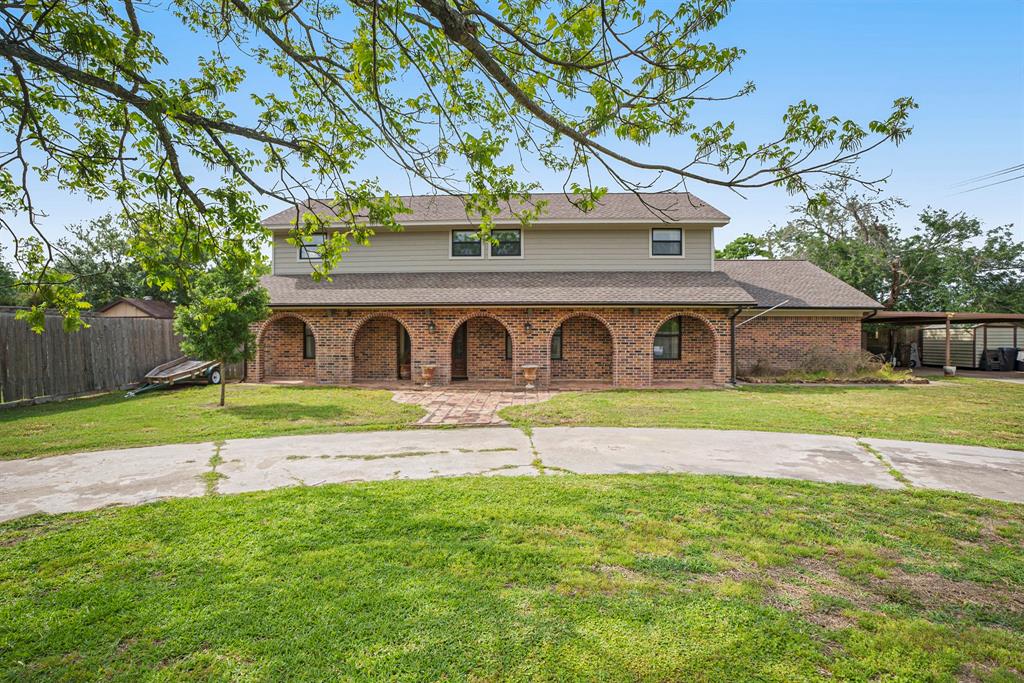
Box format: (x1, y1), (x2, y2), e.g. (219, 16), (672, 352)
(767, 178), (1024, 311)
(1, 0), (916, 329)
(173, 266), (270, 406)
(0, 247), (19, 305)
(715, 233), (772, 260)
(54, 214), (170, 307)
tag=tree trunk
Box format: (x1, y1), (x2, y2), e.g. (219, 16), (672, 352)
(219, 360), (226, 407)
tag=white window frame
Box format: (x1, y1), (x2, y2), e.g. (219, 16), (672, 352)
(649, 227), (685, 258)
(297, 233), (326, 261)
(488, 227), (525, 259)
(449, 229), (485, 259)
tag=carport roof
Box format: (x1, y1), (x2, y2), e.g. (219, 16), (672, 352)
(867, 311), (1024, 325)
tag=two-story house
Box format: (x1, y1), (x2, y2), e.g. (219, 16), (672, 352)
(248, 192), (879, 387)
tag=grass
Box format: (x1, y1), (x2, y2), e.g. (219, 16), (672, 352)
(501, 378), (1024, 451)
(0, 384), (424, 460)
(1, 475), (1021, 681)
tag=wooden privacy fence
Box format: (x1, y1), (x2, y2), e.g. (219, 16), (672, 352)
(0, 309), (183, 405)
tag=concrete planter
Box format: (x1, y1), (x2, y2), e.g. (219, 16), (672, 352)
(521, 364), (539, 389)
(943, 365), (957, 376)
(421, 364), (437, 387)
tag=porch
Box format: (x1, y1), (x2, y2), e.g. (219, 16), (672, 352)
(249, 306), (732, 388)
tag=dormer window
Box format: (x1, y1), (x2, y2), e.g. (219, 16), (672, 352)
(490, 229), (522, 257)
(451, 230), (483, 258)
(298, 234), (325, 261)
(651, 228), (683, 257)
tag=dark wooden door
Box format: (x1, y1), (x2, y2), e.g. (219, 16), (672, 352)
(451, 322), (468, 380)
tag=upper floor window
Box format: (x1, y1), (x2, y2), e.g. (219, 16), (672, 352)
(298, 234), (325, 261)
(653, 317), (681, 360)
(490, 229), (522, 257)
(451, 229), (483, 257)
(651, 228), (683, 257)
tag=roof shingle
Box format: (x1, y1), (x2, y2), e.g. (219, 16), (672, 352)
(262, 192), (728, 227)
(716, 260), (881, 309)
(261, 271), (755, 307)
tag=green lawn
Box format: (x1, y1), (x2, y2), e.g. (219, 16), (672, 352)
(501, 378), (1024, 451)
(1, 475), (1021, 681)
(0, 384), (424, 460)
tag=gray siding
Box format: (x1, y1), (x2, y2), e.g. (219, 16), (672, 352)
(272, 225), (716, 274)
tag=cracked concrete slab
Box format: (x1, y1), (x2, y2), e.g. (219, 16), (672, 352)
(863, 438), (1024, 503)
(531, 428), (903, 488)
(0, 443), (210, 520)
(2, 428), (1021, 522)
(215, 429), (533, 494)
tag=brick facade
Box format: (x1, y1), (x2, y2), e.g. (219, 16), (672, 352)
(465, 317), (512, 380)
(734, 314), (862, 373)
(247, 307), (861, 387)
(551, 315), (613, 381)
(352, 316), (405, 381)
(652, 315), (717, 382)
(259, 315), (316, 380)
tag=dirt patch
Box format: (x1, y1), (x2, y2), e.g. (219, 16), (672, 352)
(705, 554), (1023, 630)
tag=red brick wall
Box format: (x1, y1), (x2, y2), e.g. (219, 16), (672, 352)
(551, 315), (613, 380)
(466, 317), (512, 380)
(259, 315), (315, 380)
(652, 315), (717, 382)
(249, 306), (736, 387)
(353, 317), (401, 380)
(735, 314), (862, 372)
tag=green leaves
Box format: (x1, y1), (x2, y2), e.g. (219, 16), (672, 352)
(2, 0), (916, 330)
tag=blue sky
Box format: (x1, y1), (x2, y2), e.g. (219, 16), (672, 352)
(7, 0), (1023, 250)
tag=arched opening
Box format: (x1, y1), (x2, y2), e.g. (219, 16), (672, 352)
(259, 314), (317, 382)
(651, 313), (717, 383)
(450, 315), (512, 382)
(549, 314), (614, 385)
(352, 315), (413, 382)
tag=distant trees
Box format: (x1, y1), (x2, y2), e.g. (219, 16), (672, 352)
(716, 178), (1024, 312)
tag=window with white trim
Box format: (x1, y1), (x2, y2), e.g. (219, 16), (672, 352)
(298, 234), (325, 261)
(490, 229), (522, 257)
(451, 230), (482, 257)
(651, 228), (683, 256)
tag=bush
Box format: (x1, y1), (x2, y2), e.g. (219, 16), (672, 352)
(740, 348), (917, 383)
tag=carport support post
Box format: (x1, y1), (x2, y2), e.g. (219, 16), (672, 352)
(945, 314), (952, 368)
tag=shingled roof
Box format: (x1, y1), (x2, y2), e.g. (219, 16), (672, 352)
(716, 260), (881, 309)
(260, 262), (880, 310)
(261, 271), (756, 308)
(97, 297), (177, 318)
(262, 192), (729, 227)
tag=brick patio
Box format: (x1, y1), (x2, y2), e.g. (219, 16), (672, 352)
(391, 388), (558, 425)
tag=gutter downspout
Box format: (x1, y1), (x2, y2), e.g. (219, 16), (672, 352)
(728, 307), (747, 386)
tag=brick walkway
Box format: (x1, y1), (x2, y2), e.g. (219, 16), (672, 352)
(391, 388), (558, 425)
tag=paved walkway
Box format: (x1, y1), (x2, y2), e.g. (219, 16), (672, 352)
(390, 389), (557, 425)
(2, 428), (1022, 521)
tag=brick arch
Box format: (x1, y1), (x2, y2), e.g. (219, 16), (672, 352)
(255, 311), (320, 382)
(445, 312), (515, 383)
(545, 311), (616, 383)
(349, 312), (415, 382)
(443, 311), (514, 344)
(648, 310), (723, 383)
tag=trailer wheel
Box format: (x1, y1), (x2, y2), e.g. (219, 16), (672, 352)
(209, 368), (222, 385)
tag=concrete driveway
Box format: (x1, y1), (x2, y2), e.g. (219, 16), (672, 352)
(1, 428), (1022, 521)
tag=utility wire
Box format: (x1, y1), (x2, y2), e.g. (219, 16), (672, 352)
(950, 163), (1024, 188)
(952, 172), (1024, 195)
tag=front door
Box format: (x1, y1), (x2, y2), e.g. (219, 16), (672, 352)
(451, 322), (468, 380)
